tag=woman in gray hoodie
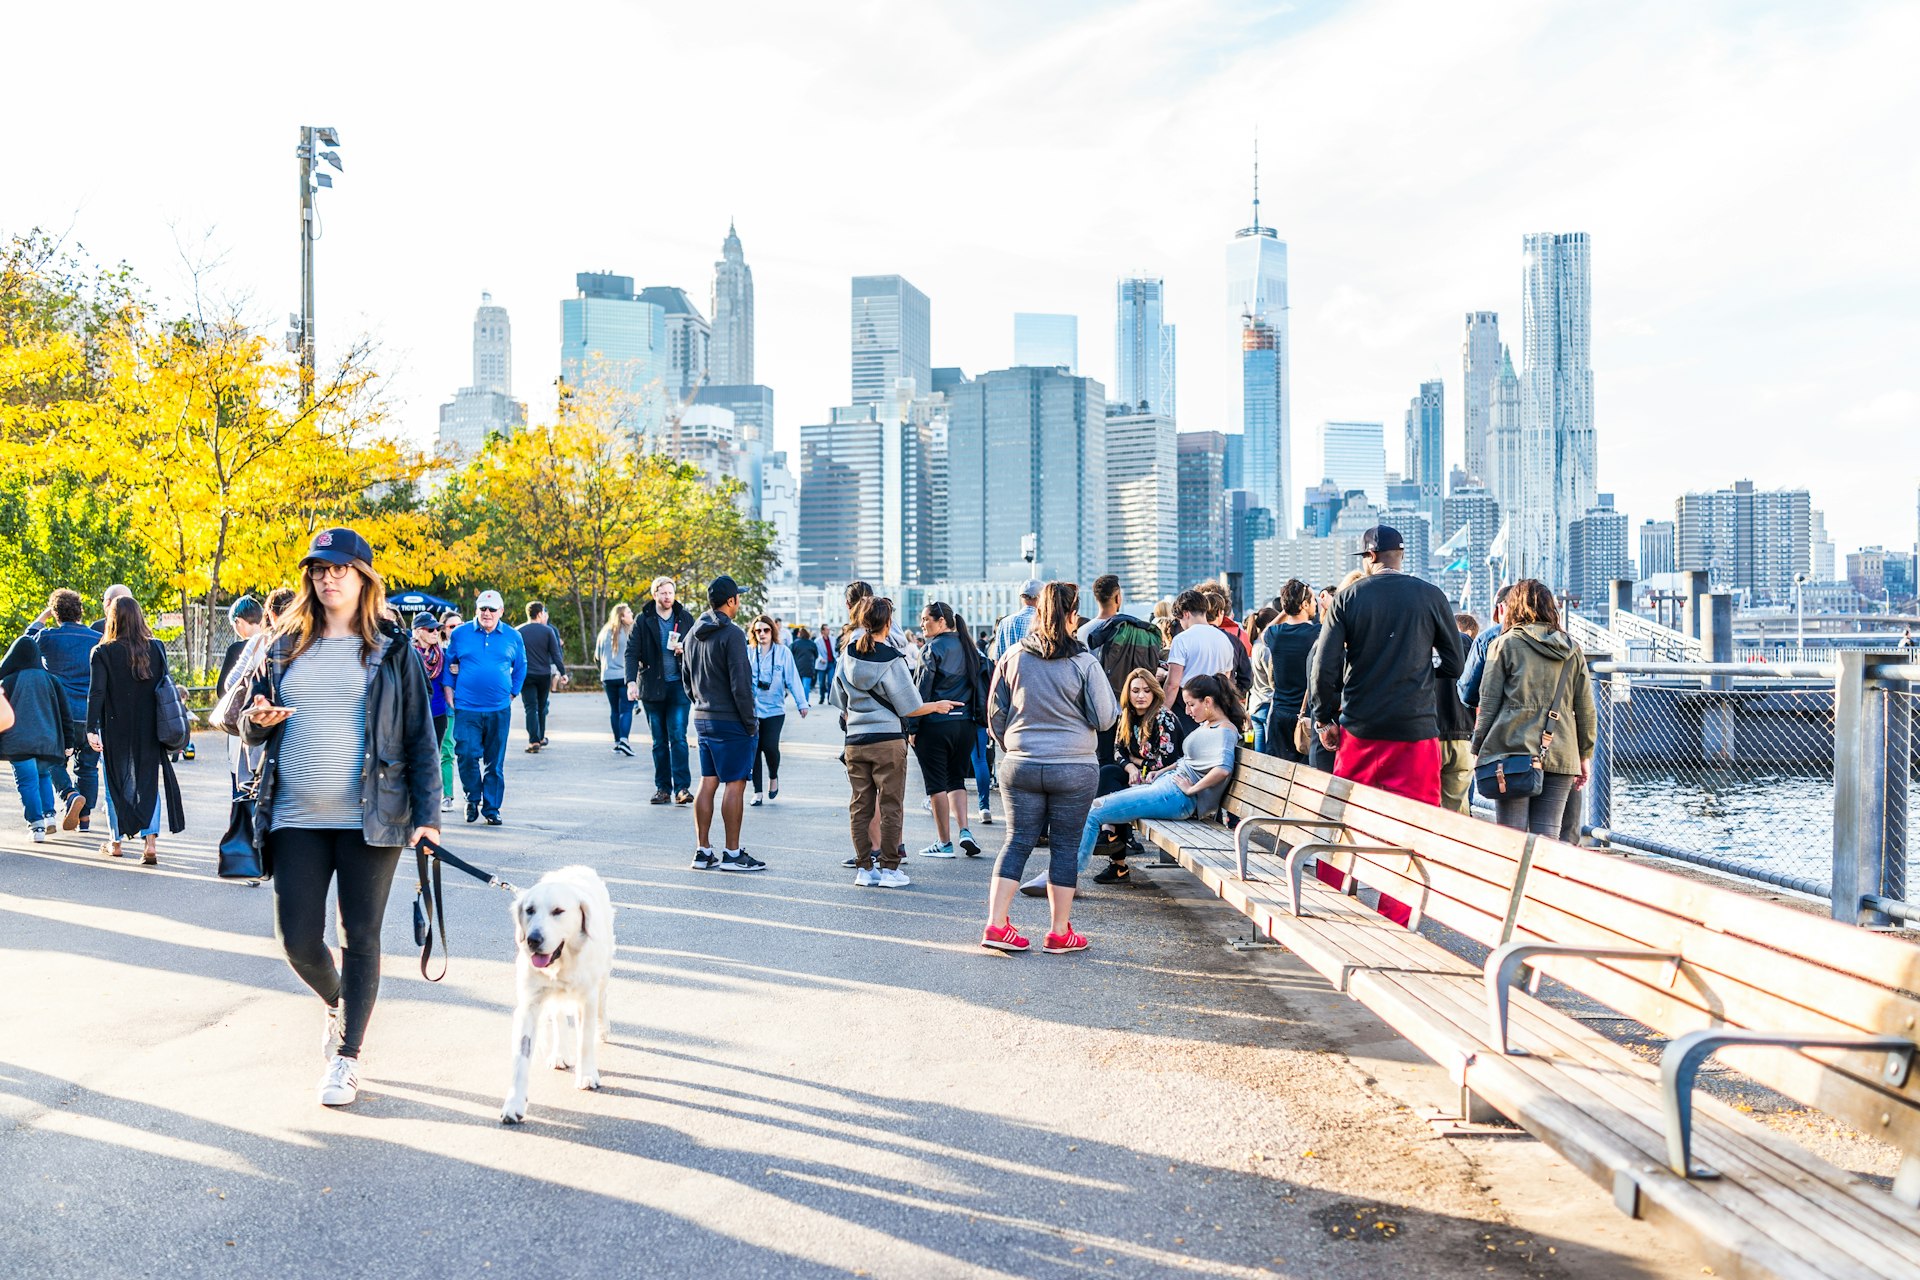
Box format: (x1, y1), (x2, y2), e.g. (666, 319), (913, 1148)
(980, 581), (1118, 956)
(831, 597), (961, 889)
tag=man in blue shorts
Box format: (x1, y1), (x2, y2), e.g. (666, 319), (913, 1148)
(682, 576), (766, 872)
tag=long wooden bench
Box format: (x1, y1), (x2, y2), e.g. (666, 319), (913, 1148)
(1134, 750), (1920, 1280)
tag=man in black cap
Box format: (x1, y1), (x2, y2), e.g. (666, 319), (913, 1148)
(681, 575), (766, 872)
(1307, 525), (1465, 809)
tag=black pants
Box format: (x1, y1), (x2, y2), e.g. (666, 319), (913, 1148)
(270, 828), (403, 1059)
(522, 682), (551, 744)
(1266, 712), (1307, 763)
(1095, 724), (1117, 768)
(751, 714), (785, 792)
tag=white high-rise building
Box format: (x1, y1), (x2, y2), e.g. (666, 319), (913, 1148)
(710, 222), (754, 386)
(1322, 421), (1386, 507)
(760, 451), (799, 586)
(1013, 313), (1078, 371)
(1811, 509), (1837, 581)
(437, 292), (527, 459)
(1516, 232), (1596, 587)
(1114, 277), (1175, 417)
(1461, 312), (1500, 483)
(1104, 408), (1178, 606)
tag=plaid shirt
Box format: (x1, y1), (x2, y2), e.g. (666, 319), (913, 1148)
(992, 606), (1036, 659)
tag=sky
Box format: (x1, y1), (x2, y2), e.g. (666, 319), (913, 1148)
(7, 0), (1918, 556)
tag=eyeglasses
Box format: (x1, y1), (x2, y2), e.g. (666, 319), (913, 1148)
(308, 563), (354, 580)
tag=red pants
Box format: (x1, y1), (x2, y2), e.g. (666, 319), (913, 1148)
(1322, 731), (1442, 926)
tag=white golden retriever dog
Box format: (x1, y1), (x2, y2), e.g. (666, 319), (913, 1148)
(500, 865), (615, 1124)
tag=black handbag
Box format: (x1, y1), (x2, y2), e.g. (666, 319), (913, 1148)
(1474, 644), (1578, 802)
(217, 793), (268, 881)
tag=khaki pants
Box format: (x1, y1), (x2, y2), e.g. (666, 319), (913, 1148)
(1440, 739), (1473, 814)
(846, 739), (907, 869)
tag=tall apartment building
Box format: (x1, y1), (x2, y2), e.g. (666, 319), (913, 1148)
(437, 292), (526, 457)
(1568, 494), (1632, 616)
(636, 286), (709, 401)
(944, 367), (1108, 586)
(1013, 312), (1077, 370)
(1674, 479), (1810, 606)
(1104, 408), (1179, 607)
(1461, 312), (1500, 483)
(1810, 509), (1837, 581)
(559, 271), (666, 437)
(1115, 277), (1176, 417)
(709, 221), (754, 386)
(1322, 421), (1386, 507)
(1404, 379), (1444, 539)
(1514, 232), (1597, 587)
(1639, 519), (1676, 578)
(1177, 431), (1227, 587)
(851, 275), (931, 404)
(797, 406), (887, 585)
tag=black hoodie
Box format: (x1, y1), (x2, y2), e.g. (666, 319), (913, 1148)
(0, 635), (71, 763)
(683, 609), (757, 728)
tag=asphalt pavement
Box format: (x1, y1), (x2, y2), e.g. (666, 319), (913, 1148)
(0, 693), (1694, 1279)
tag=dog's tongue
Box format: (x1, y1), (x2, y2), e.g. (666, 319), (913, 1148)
(529, 951), (553, 969)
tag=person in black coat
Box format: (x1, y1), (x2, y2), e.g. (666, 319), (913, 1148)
(1, 634), (74, 841)
(86, 597), (185, 863)
(624, 576), (699, 804)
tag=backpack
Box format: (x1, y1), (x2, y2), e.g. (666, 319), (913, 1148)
(1093, 617), (1164, 699)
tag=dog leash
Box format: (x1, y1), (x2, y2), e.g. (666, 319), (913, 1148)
(412, 835), (521, 983)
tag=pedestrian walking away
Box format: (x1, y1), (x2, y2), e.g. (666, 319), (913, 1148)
(219, 596), (272, 798)
(1162, 589), (1235, 733)
(436, 608), (462, 805)
(814, 622), (835, 705)
(746, 614), (808, 805)
(981, 581), (1117, 956)
(832, 597), (963, 886)
(991, 578), (1042, 660)
(1307, 526), (1465, 807)
(1, 633), (75, 844)
(1470, 580), (1597, 836)
(27, 589), (103, 831)
(1260, 579), (1319, 764)
(682, 575), (766, 872)
(787, 625), (819, 705)
(1077, 666), (1185, 886)
(1075, 673), (1242, 882)
(596, 603), (637, 756)
(626, 577), (696, 804)
(411, 614), (454, 810)
(447, 590), (525, 825)
(1439, 611), (1481, 814)
(912, 602), (986, 859)
(238, 526), (441, 1109)
(86, 596), (184, 863)
(517, 601), (568, 751)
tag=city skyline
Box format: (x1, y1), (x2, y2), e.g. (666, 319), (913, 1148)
(6, 1), (1916, 555)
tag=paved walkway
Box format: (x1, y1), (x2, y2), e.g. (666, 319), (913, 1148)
(0, 695), (1694, 1278)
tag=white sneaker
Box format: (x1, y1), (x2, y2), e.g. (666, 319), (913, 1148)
(318, 1054), (359, 1106)
(876, 867), (912, 889)
(440, 794), (453, 812)
(322, 1004), (344, 1062)
(918, 841), (957, 859)
(853, 867), (880, 887)
(921, 797), (934, 813)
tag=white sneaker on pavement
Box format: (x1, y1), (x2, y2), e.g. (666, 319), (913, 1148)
(876, 867), (912, 889)
(30, 821), (47, 844)
(853, 867), (880, 887)
(1019, 870), (1048, 898)
(318, 1055), (359, 1107)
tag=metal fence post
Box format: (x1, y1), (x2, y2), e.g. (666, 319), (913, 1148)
(1833, 652), (1902, 926)
(1587, 657), (1613, 838)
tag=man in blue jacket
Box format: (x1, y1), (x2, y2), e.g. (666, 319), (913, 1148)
(27, 589), (101, 831)
(447, 589), (526, 825)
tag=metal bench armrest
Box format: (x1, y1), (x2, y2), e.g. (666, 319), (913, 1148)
(1662, 1029), (1916, 1178)
(1285, 841), (1415, 917)
(1231, 816), (1346, 878)
(1485, 942), (1680, 1055)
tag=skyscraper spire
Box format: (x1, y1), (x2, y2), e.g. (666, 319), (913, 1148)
(1251, 130), (1264, 234)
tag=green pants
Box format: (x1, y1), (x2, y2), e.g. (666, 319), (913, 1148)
(440, 710), (456, 796)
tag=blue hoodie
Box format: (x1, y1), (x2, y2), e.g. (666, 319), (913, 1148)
(446, 620), (526, 713)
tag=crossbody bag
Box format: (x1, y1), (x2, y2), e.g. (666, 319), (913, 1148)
(1474, 644), (1577, 801)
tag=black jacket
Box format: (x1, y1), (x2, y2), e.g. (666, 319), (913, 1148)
(1308, 571), (1465, 742)
(624, 602), (697, 703)
(0, 636), (72, 763)
(88, 638), (185, 838)
(1085, 613), (1166, 699)
(1261, 620), (1320, 739)
(517, 620), (566, 686)
(682, 610), (756, 728)
(241, 621), (440, 851)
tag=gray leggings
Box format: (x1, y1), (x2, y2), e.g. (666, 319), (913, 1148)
(993, 759), (1099, 887)
(1494, 771), (1579, 837)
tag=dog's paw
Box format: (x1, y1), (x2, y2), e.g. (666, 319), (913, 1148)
(575, 1070), (601, 1091)
(500, 1099), (527, 1125)
(548, 1056), (572, 1072)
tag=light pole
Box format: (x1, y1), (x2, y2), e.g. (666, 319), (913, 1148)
(1793, 571), (1808, 652)
(289, 125), (342, 410)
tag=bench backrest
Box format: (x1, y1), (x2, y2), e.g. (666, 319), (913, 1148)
(1219, 751), (1920, 1161)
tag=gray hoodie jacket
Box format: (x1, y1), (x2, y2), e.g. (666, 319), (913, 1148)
(989, 636), (1119, 765)
(832, 640), (926, 744)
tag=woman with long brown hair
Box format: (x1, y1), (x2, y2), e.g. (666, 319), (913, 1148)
(1071, 666), (1186, 886)
(1470, 579), (1596, 836)
(85, 596), (183, 863)
(981, 581), (1117, 955)
(747, 612), (808, 805)
(239, 527), (441, 1108)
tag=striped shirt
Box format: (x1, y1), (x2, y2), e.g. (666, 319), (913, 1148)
(272, 637), (369, 831)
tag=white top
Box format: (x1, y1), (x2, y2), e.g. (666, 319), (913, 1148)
(1167, 622), (1235, 679)
(1173, 721), (1239, 816)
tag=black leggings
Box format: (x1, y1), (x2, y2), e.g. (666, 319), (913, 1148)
(270, 827), (403, 1059)
(751, 714), (785, 792)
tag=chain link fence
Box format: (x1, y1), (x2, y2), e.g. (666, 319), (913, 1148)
(1593, 673), (1837, 895)
(1885, 685), (1918, 905)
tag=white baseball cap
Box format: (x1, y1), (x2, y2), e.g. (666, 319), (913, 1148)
(476, 590), (505, 611)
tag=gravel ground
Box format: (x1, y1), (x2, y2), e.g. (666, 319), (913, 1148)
(0, 695), (1699, 1278)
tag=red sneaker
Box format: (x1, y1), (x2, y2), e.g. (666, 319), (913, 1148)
(1043, 924), (1089, 955)
(981, 919), (1029, 952)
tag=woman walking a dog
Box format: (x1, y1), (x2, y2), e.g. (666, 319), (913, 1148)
(240, 528), (441, 1108)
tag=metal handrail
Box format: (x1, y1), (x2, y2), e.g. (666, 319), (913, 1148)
(1592, 660), (1837, 679)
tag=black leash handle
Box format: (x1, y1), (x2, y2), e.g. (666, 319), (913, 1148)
(411, 836), (520, 983)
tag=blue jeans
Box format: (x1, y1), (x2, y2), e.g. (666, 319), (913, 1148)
(103, 783), (163, 839)
(12, 760), (56, 824)
(603, 680), (634, 743)
(47, 716), (99, 821)
(454, 706), (510, 816)
(971, 727), (993, 806)
(643, 684), (692, 792)
(1076, 774), (1196, 871)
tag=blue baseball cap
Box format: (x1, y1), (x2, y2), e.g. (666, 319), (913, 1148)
(301, 526), (377, 573)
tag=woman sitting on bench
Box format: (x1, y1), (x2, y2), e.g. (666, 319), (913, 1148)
(1073, 672), (1244, 878)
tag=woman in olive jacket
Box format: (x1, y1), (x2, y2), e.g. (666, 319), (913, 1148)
(1469, 579), (1597, 837)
